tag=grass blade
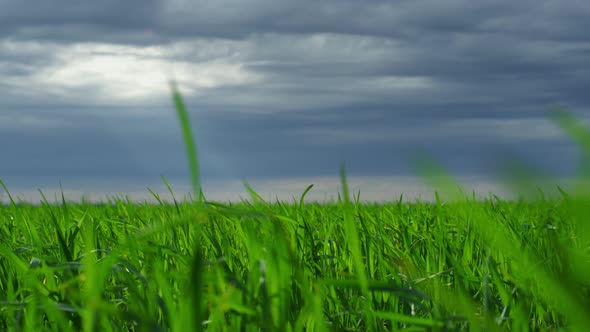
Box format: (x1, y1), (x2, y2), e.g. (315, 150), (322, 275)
(169, 80), (201, 202)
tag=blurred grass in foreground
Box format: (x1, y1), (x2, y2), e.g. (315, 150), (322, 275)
(0, 87), (587, 331)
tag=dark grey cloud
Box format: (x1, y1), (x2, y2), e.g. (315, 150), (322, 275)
(1, 1), (588, 43)
(1, 106), (579, 182)
(0, 0), (588, 200)
(0, 0), (161, 44)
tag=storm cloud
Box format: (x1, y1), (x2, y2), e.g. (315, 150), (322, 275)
(1, 0), (588, 202)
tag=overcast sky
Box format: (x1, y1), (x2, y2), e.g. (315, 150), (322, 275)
(1, 0), (589, 203)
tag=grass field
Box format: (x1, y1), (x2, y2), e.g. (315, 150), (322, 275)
(0, 84), (589, 331)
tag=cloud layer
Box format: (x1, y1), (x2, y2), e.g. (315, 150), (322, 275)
(1, 0), (588, 200)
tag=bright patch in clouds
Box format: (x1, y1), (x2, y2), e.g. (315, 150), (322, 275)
(14, 41), (261, 104)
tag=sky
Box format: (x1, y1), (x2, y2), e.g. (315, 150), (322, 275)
(1, 0), (589, 203)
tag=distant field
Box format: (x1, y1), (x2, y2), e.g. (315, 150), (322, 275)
(0, 85), (588, 331)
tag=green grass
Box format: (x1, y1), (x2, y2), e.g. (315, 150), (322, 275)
(0, 86), (588, 331)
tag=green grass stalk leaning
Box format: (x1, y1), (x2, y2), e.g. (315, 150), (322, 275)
(169, 80), (202, 202)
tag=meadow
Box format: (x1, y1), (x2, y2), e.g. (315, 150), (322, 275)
(0, 84), (589, 331)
